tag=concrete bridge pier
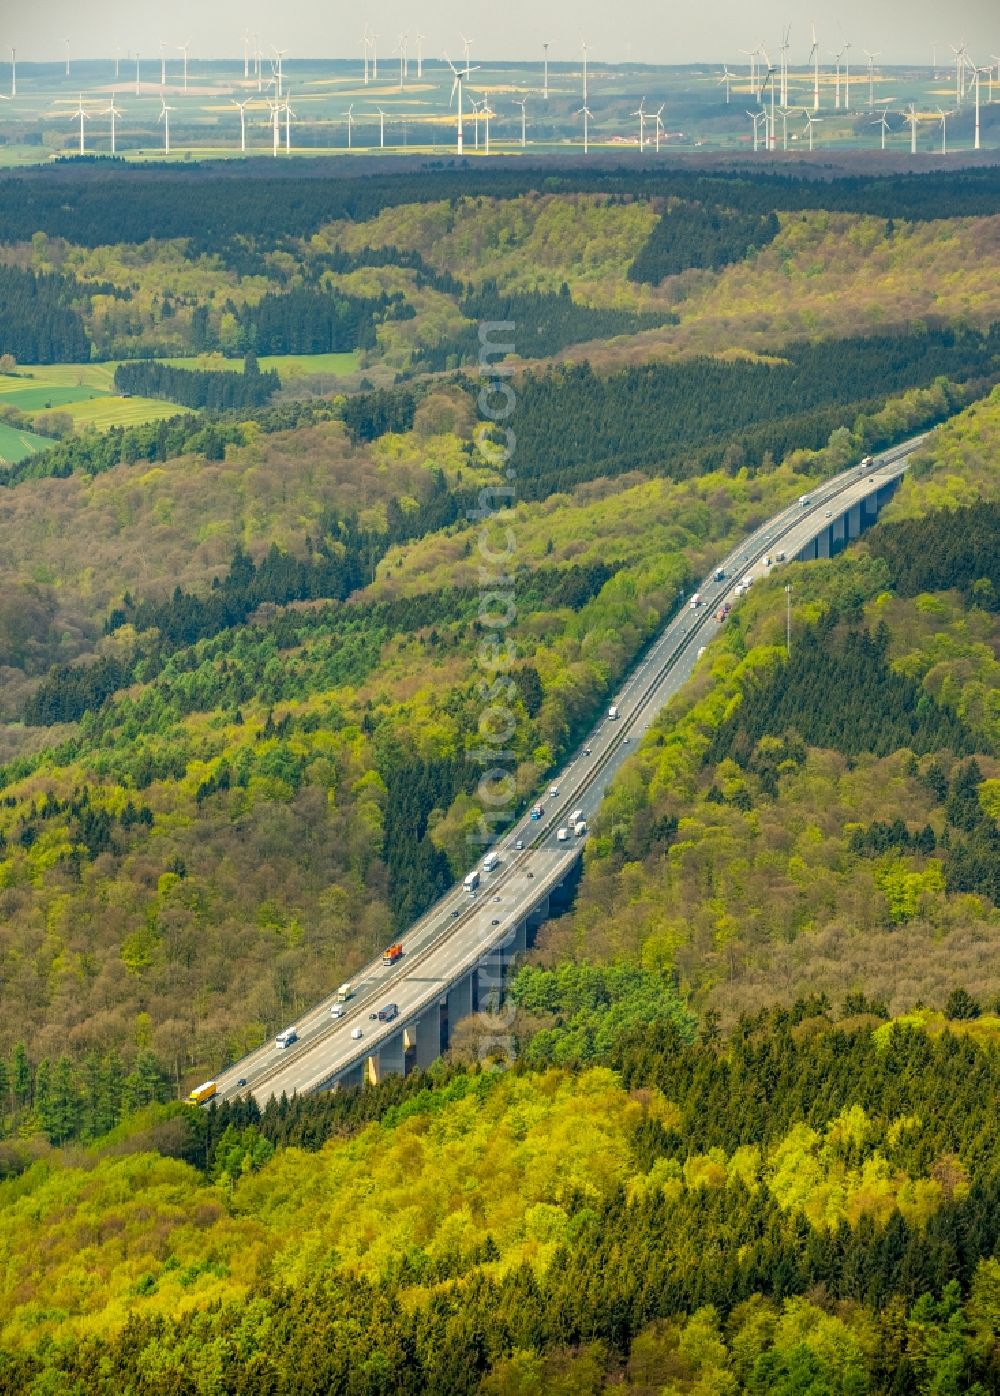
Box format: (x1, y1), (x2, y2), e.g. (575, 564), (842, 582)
(413, 1002), (445, 1070)
(368, 1031), (405, 1083)
(847, 501), (863, 540)
(816, 527), (832, 559)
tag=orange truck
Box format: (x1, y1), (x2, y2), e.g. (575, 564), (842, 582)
(382, 943), (404, 965)
(187, 1080), (217, 1106)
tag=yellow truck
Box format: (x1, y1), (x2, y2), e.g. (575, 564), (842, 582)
(186, 1080), (218, 1106)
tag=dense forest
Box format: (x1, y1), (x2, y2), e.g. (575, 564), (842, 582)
(628, 204), (781, 283)
(866, 501), (1000, 607)
(2, 164), (1000, 248)
(0, 998), (998, 1391)
(0, 264), (91, 362)
(510, 327), (998, 497)
(114, 356), (280, 411)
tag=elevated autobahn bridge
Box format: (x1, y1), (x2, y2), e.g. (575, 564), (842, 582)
(210, 437), (919, 1106)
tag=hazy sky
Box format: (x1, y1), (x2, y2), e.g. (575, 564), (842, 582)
(5, 0), (997, 67)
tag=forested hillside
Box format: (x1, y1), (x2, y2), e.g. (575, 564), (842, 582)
(547, 388), (1000, 1021)
(0, 996), (998, 1392)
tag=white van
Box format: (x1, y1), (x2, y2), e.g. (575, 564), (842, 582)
(556, 826), (570, 842)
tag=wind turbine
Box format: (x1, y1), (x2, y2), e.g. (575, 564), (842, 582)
(972, 64), (989, 150)
(718, 65), (734, 104)
(936, 106), (949, 154)
(103, 92), (123, 155)
(273, 48), (286, 99)
(779, 25), (791, 107)
(9, 47), (15, 99)
(396, 34), (406, 89)
(632, 97), (646, 151)
(232, 97), (250, 152)
(64, 38), (70, 78)
(362, 30), (370, 85)
(370, 31), (378, 79)
(444, 52), (479, 155)
(906, 102), (919, 154)
(69, 94), (89, 154)
(830, 45), (844, 108)
(577, 103), (592, 154)
(872, 108), (891, 149)
(135, 52), (141, 96)
(243, 30), (250, 80)
(513, 97), (527, 148)
(653, 104), (665, 152)
(481, 93), (494, 154)
(951, 43), (966, 106)
(740, 47), (759, 92)
(542, 42), (550, 100)
(842, 41), (851, 110)
(809, 24), (820, 110)
(803, 111), (822, 150)
(415, 34), (425, 79)
(346, 103), (354, 148)
(178, 40), (191, 94)
(461, 33), (473, 66)
(267, 98), (280, 156)
(114, 43), (120, 81)
(747, 108), (766, 151)
(255, 35), (263, 91)
(283, 92), (295, 153)
(376, 104), (385, 149)
(777, 104), (796, 151)
(759, 63), (778, 149)
(990, 59), (1000, 103)
(159, 39), (167, 89)
(470, 96), (482, 151)
(159, 98), (174, 155)
(581, 39), (589, 102)
(864, 50), (880, 109)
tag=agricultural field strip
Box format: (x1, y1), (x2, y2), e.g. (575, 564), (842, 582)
(216, 437), (921, 1105)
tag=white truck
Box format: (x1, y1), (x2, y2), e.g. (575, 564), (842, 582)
(574, 820), (587, 837)
(275, 1027), (298, 1049)
(556, 826), (570, 842)
(570, 808), (584, 826)
(482, 850), (501, 874)
(608, 704), (619, 720)
(689, 592), (702, 609)
(464, 869), (481, 893)
(337, 982), (354, 1002)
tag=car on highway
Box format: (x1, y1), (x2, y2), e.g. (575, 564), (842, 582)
(584, 746), (592, 756)
(451, 908), (461, 917)
(491, 917), (501, 925)
(515, 838), (524, 850)
(351, 1027), (363, 1040)
(331, 1003), (344, 1018)
(237, 1078), (247, 1088)
(549, 784), (559, 796)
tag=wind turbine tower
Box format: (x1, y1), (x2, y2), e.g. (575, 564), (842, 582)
(415, 34), (425, 79)
(843, 41), (851, 110)
(232, 98), (250, 152)
(159, 98), (174, 155)
(577, 103), (592, 154)
(718, 66), (734, 103)
(273, 48), (286, 99)
(872, 108), (890, 149)
(632, 97), (646, 151)
(803, 110), (822, 150)
(581, 40), (589, 102)
(70, 94), (89, 154)
(346, 104), (354, 148)
(779, 26), (791, 107)
(135, 52), (141, 96)
(10, 47), (15, 99)
(864, 50), (879, 109)
(514, 97), (527, 148)
(64, 38), (70, 78)
(243, 31), (250, 80)
(936, 106), (949, 154)
(284, 92), (295, 152)
(543, 42), (550, 100)
(362, 31), (370, 85)
(377, 104), (385, 148)
(178, 40), (191, 94)
(653, 103), (665, 152)
(445, 52), (479, 155)
(103, 92), (123, 155)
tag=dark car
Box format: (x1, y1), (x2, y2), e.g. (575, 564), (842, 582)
(491, 917), (501, 925)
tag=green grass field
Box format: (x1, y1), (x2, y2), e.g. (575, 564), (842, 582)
(0, 383), (104, 411)
(160, 351), (360, 378)
(59, 396), (193, 429)
(2, 352), (353, 438)
(0, 420), (56, 464)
